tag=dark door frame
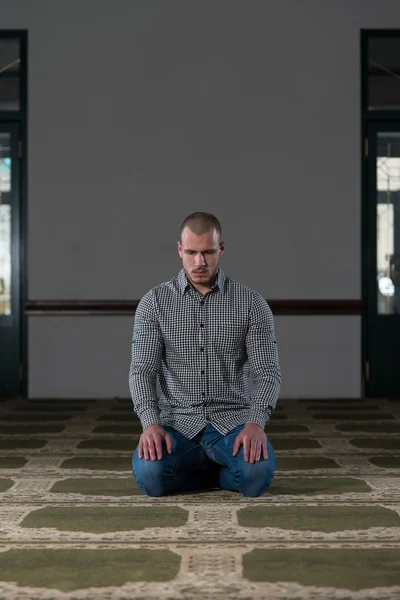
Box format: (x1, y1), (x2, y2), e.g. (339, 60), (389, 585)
(361, 29), (400, 397)
(0, 29), (28, 397)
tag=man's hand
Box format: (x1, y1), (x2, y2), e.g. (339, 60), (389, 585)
(232, 422), (268, 463)
(138, 424), (173, 461)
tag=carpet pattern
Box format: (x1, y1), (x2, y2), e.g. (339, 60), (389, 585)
(0, 398), (400, 599)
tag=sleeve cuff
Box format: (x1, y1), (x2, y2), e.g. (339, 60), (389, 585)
(137, 406), (162, 430)
(247, 403), (275, 430)
(246, 408), (268, 430)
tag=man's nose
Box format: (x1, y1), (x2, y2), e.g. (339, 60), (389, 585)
(195, 254), (206, 265)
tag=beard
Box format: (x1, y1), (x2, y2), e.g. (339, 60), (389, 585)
(188, 269), (212, 287)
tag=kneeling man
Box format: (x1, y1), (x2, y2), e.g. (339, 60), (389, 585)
(129, 212), (281, 497)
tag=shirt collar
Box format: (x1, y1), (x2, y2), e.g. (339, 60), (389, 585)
(178, 267), (226, 296)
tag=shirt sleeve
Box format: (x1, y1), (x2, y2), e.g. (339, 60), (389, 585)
(245, 292), (281, 429)
(128, 289), (163, 429)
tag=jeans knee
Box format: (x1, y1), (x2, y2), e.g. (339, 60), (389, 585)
(238, 459), (275, 497)
(132, 449), (168, 497)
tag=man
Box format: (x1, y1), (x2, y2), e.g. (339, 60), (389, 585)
(129, 212), (281, 497)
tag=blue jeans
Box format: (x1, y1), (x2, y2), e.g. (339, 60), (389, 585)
(132, 423), (276, 498)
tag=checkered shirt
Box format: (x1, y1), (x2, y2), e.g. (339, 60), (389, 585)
(129, 267), (281, 439)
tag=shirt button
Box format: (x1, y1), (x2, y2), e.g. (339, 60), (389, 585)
(201, 370), (205, 374)
(202, 392), (205, 396)
(200, 323), (204, 328)
(200, 347), (204, 352)
(201, 300), (205, 305)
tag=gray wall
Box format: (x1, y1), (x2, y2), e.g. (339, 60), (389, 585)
(2, 0), (397, 398)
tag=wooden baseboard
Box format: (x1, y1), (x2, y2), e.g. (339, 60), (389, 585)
(25, 299), (364, 316)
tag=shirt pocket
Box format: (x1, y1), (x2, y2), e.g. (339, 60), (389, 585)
(163, 319), (201, 359)
(215, 321), (247, 353)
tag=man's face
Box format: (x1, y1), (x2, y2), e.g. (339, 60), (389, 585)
(178, 227), (224, 288)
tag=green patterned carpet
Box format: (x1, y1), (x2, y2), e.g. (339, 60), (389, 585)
(1, 397), (400, 599)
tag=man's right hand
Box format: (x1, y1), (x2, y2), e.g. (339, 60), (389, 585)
(138, 424), (173, 461)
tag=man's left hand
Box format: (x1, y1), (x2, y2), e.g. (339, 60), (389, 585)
(232, 422), (268, 463)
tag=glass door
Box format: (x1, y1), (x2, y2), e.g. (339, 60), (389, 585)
(366, 122), (400, 396)
(0, 123), (21, 396)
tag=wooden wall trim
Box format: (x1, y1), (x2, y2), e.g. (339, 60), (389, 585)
(25, 299), (364, 316)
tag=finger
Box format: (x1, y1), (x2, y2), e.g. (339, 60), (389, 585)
(249, 439), (257, 464)
(143, 440), (150, 461)
(255, 440), (262, 462)
(232, 435), (242, 457)
(165, 434), (173, 454)
(148, 439), (157, 461)
(243, 437), (250, 462)
(263, 437), (268, 460)
(155, 436), (163, 460)
(138, 439), (143, 459)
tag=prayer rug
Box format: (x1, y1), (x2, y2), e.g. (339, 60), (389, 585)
(0, 397), (400, 599)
